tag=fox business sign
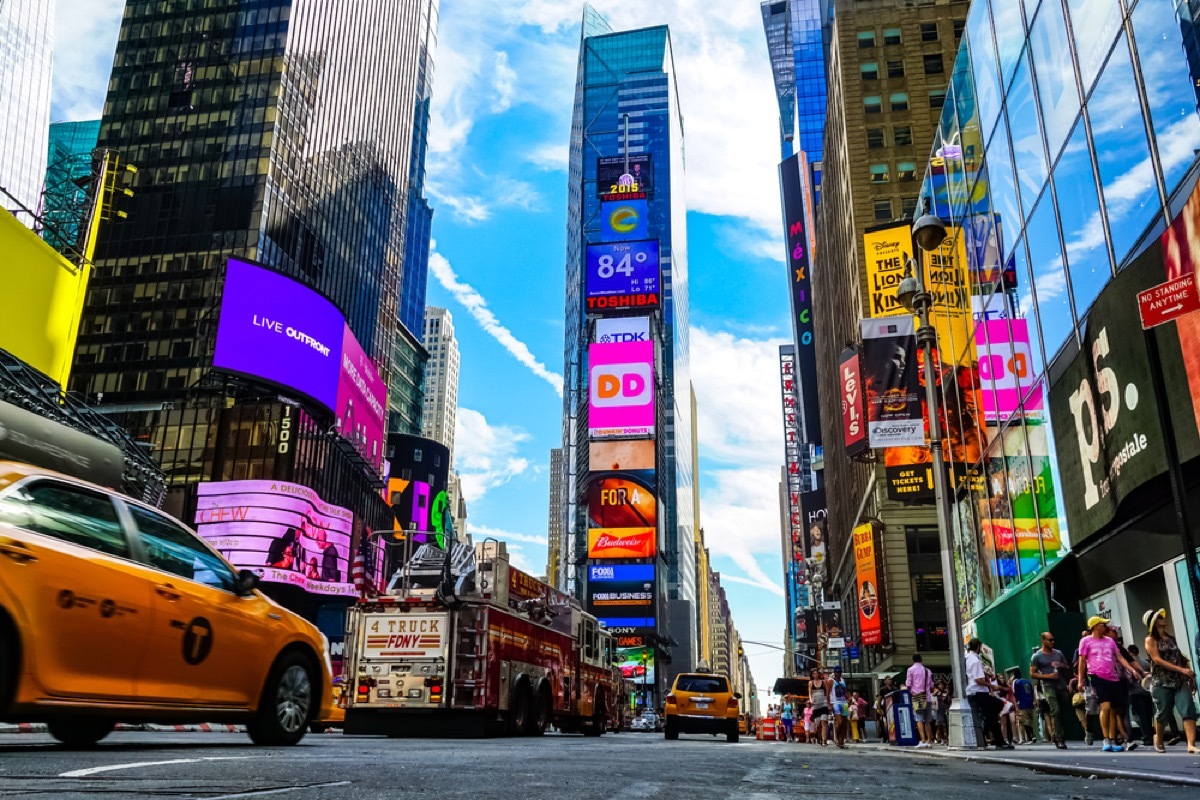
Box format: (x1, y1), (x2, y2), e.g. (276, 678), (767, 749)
(588, 341), (655, 438)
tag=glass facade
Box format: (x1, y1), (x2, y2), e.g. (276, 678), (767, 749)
(761, 0), (829, 186)
(562, 14), (695, 686)
(918, 0), (1200, 620)
(0, 0), (53, 226)
(43, 120), (102, 254)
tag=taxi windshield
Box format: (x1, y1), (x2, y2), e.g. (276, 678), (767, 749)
(676, 675), (728, 693)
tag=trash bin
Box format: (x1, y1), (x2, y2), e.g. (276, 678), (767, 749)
(889, 689), (919, 746)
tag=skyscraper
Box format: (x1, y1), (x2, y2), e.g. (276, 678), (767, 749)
(563, 8), (696, 694)
(421, 306), (460, 463)
(761, 1), (829, 179)
(43, 120), (101, 254)
(546, 446), (564, 588)
(0, 0), (53, 226)
(69, 0), (439, 557)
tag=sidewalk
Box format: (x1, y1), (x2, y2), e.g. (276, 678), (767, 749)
(857, 740), (1200, 787)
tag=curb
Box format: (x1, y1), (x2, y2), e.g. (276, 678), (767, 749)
(885, 745), (1200, 788)
(0, 723), (243, 734)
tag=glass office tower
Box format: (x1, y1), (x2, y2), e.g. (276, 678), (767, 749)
(916, 0), (1200, 672)
(0, 0), (53, 226)
(562, 9), (696, 692)
(761, 0), (829, 179)
(43, 120), (102, 254)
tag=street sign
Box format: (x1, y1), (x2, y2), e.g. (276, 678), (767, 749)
(846, 647), (859, 659)
(1138, 273), (1200, 329)
(828, 636), (846, 649)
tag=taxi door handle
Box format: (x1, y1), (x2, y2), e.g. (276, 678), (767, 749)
(0, 537), (37, 563)
(155, 583), (182, 601)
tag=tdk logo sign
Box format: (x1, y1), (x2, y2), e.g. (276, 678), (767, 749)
(591, 363), (652, 407)
(599, 331), (648, 343)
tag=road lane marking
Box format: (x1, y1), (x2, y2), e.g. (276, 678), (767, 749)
(60, 755), (258, 778)
(606, 781), (661, 800)
(202, 781), (352, 799)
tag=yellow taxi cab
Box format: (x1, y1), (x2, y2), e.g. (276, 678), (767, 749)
(663, 666), (741, 742)
(0, 462), (335, 747)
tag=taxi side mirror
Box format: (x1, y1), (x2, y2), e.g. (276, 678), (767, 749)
(235, 569), (260, 597)
(734, 692), (743, 700)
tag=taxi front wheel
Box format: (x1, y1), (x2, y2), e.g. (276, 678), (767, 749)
(48, 718), (115, 748)
(247, 653), (315, 746)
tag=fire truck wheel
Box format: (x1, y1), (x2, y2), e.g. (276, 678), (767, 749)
(583, 691), (605, 737)
(509, 682), (532, 736)
(527, 685), (551, 736)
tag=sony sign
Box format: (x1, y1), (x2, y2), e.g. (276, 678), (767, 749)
(595, 316), (650, 345)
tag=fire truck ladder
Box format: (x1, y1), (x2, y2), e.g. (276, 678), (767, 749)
(450, 605), (488, 710)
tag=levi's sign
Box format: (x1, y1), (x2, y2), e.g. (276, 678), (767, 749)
(1138, 274), (1200, 329)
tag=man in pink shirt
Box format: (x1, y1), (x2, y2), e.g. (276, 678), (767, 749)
(1077, 616), (1138, 752)
(905, 654), (934, 748)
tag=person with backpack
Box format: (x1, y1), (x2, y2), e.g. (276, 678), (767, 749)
(1010, 667), (1036, 744)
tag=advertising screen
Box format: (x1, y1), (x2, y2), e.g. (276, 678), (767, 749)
(589, 439), (654, 471)
(614, 645), (656, 684)
(336, 325), (387, 469)
(853, 523), (883, 645)
(0, 210), (91, 388)
(585, 240), (660, 313)
(600, 199), (649, 241)
(840, 346), (868, 456)
(587, 528), (656, 559)
(385, 433), (451, 547)
(595, 316), (650, 345)
(587, 470), (656, 529)
(195, 479), (355, 597)
(588, 341), (655, 438)
(860, 317), (924, 448)
(863, 223), (914, 318)
(597, 154), (652, 200)
(780, 153), (821, 445)
(976, 318), (1043, 422)
(587, 563), (655, 622)
(214, 258), (345, 411)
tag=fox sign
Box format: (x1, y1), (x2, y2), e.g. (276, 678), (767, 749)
(588, 341), (655, 438)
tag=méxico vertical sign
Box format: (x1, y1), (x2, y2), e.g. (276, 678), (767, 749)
(779, 153), (821, 445)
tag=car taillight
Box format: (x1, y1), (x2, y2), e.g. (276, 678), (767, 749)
(357, 683), (370, 696)
(665, 694), (676, 704)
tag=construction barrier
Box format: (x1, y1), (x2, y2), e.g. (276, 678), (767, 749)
(757, 717), (777, 740)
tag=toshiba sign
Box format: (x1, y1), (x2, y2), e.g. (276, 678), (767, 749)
(587, 528), (656, 559)
(588, 341), (655, 438)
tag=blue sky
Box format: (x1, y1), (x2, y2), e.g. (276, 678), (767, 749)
(53, 0), (795, 695)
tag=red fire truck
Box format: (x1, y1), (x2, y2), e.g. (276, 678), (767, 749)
(343, 543), (620, 737)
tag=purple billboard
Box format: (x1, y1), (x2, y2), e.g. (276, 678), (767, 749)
(195, 479), (356, 597)
(214, 258), (387, 471)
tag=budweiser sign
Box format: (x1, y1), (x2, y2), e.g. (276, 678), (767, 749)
(587, 527), (656, 559)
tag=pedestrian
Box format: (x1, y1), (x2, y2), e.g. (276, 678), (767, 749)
(1127, 644), (1156, 747)
(809, 668), (830, 746)
(1029, 631), (1070, 749)
(905, 653), (934, 748)
(1142, 608), (1199, 754)
(803, 699), (814, 743)
(781, 697), (795, 742)
(1104, 624), (1141, 749)
(965, 637), (1011, 749)
(1077, 615), (1140, 752)
(995, 673), (1017, 746)
(853, 691), (868, 742)
(831, 665), (850, 749)
(1010, 668), (1036, 744)
(932, 681), (949, 744)
(877, 675), (896, 742)
(848, 691), (860, 743)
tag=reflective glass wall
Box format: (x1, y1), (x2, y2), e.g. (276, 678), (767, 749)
(917, 0), (1200, 618)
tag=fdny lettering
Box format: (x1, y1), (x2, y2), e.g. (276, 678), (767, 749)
(383, 633), (436, 648)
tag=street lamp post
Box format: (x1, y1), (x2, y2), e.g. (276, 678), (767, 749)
(895, 211), (975, 749)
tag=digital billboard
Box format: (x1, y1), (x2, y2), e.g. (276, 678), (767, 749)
(587, 471), (656, 529)
(976, 318), (1043, 422)
(595, 316), (650, 345)
(597, 154), (652, 200)
(385, 433), (451, 547)
(584, 240), (660, 313)
(588, 439), (654, 471)
(860, 317), (924, 448)
(0, 209), (91, 388)
(587, 563), (655, 623)
(780, 153), (821, 445)
(600, 200), (649, 241)
(614, 645), (656, 685)
(588, 341), (655, 438)
(214, 258), (387, 470)
(587, 528), (656, 559)
(195, 479), (355, 597)
(853, 523), (883, 645)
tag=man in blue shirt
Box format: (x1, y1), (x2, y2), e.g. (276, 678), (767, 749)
(1009, 667), (1036, 744)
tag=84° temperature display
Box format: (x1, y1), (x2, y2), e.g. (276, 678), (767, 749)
(585, 240), (660, 314)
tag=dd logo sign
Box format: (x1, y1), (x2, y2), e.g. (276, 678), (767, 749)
(182, 617), (214, 665)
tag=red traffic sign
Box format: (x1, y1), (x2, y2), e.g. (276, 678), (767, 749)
(1138, 273), (1200, 330)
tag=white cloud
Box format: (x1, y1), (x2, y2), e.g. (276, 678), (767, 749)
(50, 0), (123, 121)
(454, 408), (531, 504)
(524, 140), (571, 172)
(471, 524), (548, 547)
(430, 250), (564, 395)
(491, 51), (518, 113)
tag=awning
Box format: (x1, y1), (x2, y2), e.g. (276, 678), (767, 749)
(772, 677), (811, 696)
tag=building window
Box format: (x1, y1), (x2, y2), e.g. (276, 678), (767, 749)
(887, 59), (905, 78)
(901, 196), (919, 217)
(929, 90), (946, 108)
(923, 54), (944, 74)
(906, 527), (948, 652)
(870, 163), (890, 183)
(858, 30), (876, 48)
(883, 27), (902, 45)
(864, 95), (883, 114)
(867, 128), (885, 148)
(873, 198), (893, 220)
(860, 61), (879, 81)
(920, 22), (939, 42)
(897, 161), (917, 181)
(953, 19), (966, 40)
(890, 92), (909, 111)
(893, 125), (913, 146)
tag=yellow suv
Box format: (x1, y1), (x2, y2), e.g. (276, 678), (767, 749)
(0, 462), (334, 747)
(664, 669), (741, 742)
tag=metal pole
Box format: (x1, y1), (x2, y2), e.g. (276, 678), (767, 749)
(910, 260), (973, 749)
(1145, 328), (1200, 664)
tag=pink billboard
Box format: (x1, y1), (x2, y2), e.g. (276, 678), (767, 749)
(336, 325), (387, 471)
(588, 341), (655, 438)
(976, 318), (1044, 422)
(195, 480), (356, 597)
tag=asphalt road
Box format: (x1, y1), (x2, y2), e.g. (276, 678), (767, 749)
(0, 729), (1194, 800)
